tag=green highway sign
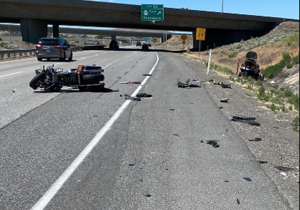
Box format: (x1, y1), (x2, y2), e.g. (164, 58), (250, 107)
(141, 4), (164, 21)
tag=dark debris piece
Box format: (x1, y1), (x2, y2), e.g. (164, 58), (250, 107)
(136, 93), (152, 97)
(145, 194), (152, 197)
(231, 115), (261, 126)
(129, 164), (135, 167)
(259, 160), (268, 164)
(249, 138), (262, 141)
(248, 121), (261, 126)
(274, 166), (294, 172)
(206, 140), (219, 148)
(237, 199), (240, 204)
(221, 83), (232, 89)
(243, 177), (252, 182)
(231, 115), (257, 121)
(143, 74), (152, 76)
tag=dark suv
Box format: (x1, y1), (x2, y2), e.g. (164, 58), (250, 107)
(109, 40), (119, 50)
(36, 37), (73, 61)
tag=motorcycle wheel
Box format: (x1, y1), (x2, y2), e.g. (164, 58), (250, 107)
(29, 72), (46, 89)
(259, 73), (265, 81)
(243, 71), (249, 77)
(69, 52), (73, 61)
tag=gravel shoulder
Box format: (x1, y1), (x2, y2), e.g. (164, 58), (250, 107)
(182, 55), (299, 210)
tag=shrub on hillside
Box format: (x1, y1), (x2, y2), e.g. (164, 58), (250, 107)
(263, 52), (293, 79)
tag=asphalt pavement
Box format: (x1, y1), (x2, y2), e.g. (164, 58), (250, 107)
(0, 48), (292, 210)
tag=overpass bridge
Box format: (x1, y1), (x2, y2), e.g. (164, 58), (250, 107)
(0, 0), (296, 49)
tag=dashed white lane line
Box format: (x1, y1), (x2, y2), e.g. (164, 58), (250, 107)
(30, 52), (160, 210)
(0, 71), (22, 78)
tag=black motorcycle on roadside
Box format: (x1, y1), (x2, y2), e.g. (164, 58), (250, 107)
(29, 64), (105, 92)
(239, 51), (264, 81)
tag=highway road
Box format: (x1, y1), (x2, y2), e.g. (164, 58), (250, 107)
(0, 48), (292, 210)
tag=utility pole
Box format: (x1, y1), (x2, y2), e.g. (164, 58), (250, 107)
(222, 0), (224, 14)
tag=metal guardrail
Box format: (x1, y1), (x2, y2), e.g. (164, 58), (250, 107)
(0, 45), (105, 60)
(0, 49), (36, 60)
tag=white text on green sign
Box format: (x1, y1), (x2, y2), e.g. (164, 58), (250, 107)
(141, 4), (164, 21)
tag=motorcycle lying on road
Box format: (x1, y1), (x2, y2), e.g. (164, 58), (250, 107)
(29, 64), (105, 92)
(239, 51), (264, 81)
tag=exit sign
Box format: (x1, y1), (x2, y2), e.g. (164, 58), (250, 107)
(141, 4), (164, 21)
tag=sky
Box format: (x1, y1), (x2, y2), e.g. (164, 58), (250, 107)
(95, 0), (299, 19)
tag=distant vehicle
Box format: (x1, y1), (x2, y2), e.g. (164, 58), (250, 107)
(36, 37), (73, 61)
(109, 40), (119, 50)
(136, 41), (141, 47)
(142, 42), (149, 50)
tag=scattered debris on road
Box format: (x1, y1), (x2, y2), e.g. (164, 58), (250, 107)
(124, 94), (141, 101)
(280, 172), (287, 177)
(231, 115), (261, 126)
(118, 81), (141, 84)
(274, 166), (294, 172)
(249, 137), (262, 141)
(206, 140), (220, 148)
(177, 79), (201, 88)
(243, 177), (252, 182)
(220, 98), (229, 103)
(136, 93), (152, 97)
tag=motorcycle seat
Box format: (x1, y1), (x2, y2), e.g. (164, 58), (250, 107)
(245, 59), (256, 67)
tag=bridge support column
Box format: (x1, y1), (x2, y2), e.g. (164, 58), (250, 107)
(53, 24), (59, 37)
(161, 33), (172, 43)
(20, 19), (47, 43)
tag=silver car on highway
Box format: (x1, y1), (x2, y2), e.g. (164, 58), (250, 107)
(36, 37), (73, 61)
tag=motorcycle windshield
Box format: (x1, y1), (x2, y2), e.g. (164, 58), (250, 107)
(246, 51), (257, 60)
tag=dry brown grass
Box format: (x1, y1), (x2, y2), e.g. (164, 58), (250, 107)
(184, 21), (299, 73)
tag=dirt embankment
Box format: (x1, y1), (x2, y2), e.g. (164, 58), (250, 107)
(179, 22), (299, 94)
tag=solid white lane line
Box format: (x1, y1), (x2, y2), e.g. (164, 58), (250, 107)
(31, 52), (160, 210)
(0, 71), (22, 78)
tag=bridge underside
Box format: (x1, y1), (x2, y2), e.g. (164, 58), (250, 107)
(17, 19), (268, 50)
